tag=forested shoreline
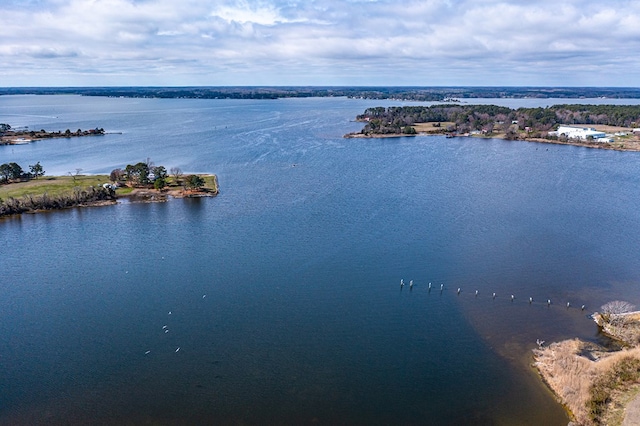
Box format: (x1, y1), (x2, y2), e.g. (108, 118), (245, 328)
(353, 104), (640, 138)
(2, 86), (640, 101)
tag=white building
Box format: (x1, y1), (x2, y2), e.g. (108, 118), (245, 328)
(549, 126), (607, 141)
(596, 137), (614, 143)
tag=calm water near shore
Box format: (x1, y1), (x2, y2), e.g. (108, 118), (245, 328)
(2, 95), (640, 424)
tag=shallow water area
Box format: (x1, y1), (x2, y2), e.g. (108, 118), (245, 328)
(2, 95), (640, 424)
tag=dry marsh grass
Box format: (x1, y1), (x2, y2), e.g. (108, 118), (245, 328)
(596, 312), (640, 347)
(534, 339), (640, 425)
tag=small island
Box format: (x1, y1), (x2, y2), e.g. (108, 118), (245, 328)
(1, 123), (106, 145)
(0, 160), (218, 218)
(345, 104), (640, 151)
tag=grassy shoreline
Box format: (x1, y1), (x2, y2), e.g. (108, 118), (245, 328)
(533, 313), (640, 425)
(0, 174), (218, 217)
(0, 175), (110, 199)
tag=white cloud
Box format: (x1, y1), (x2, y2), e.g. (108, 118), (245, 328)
(212, 1), (290, 25)
(0, 0), (639, 86)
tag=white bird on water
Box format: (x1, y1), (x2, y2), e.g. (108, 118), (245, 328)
(457, 287), (461, 294)
(511, 294), (515, 301)
(529, 297), (533, 304)
(175, 347), (180, 353)
(547, 299), (551, 306)
(409, 280), (414, 289)
(492, 292), (496, 299)
(400, 279), (405, 287)
(475, 290), (479, 297)
(440, 284), (444, 291)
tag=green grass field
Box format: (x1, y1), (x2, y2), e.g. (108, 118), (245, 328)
(1, 174), (218, 200)
(201, 175), (219, 193)
(0, 175), (110, 199)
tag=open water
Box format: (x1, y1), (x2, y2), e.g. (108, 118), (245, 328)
(2, 95), (640, 425)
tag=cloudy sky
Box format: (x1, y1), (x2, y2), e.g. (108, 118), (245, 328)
(1, 0), (639, 87)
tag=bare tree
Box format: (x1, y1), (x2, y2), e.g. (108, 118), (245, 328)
(600, 300), (636, 326)
(170, 166), (183, 183)
(110, 168), (124, 182)
(68, 168), (83, 185)
(601, 301), (636, 315)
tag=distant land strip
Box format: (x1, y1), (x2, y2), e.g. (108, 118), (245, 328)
(0, 126), (105, 145)
(2, 86), (640, 101)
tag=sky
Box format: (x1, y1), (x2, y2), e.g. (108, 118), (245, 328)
(1, 0), (639, 87)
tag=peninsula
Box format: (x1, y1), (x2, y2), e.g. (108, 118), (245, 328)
(0, 123), (105, 145)
(0, 160), (218, 218)
(345, 104), (640, 151)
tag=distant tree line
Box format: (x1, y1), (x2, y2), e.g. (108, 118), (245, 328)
(356, 104), (640, 136)
(3, 87), (640, 101)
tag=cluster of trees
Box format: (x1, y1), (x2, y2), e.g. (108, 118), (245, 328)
(546, 104), (640, 127)
(0, 161), (44, 183)
(1, 123), (104, 140)
(361, 119), (419, 135)
(0, 186), (115, 217)
(110, 161), (169, 189)
(59, 128), (105, 137)
(356, 104), (640, 136)
(110, 161), (205, 191)
(357, 105), (514, 135)
(12, 128), (105, 138)
(184, 174), (205, 190)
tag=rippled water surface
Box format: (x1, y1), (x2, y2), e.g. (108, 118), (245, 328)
(2, 95), (640, 425)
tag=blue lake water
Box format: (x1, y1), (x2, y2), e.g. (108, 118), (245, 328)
(2, 95), (640, 424)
